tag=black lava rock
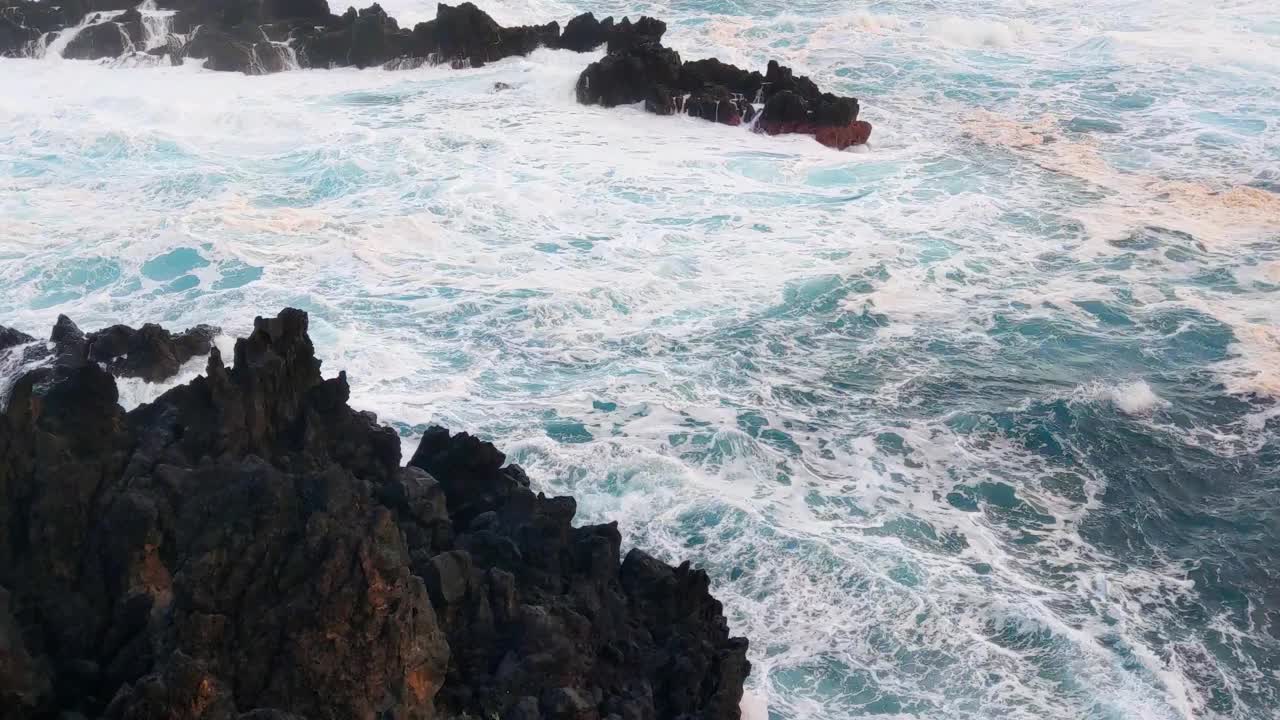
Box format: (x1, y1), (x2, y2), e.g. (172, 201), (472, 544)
(0, 308), (750, 720)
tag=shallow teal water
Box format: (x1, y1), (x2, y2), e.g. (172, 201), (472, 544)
(1, 1), (1278, 718)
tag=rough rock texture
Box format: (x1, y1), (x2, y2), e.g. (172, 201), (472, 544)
(63, 17), (129, 59)
(683, 85), (753, 127)
(1, 0), (71, 55)
(577, 41), (872, 149)
(554, 11), (612, 53)
(0, 326), (33, 352)
(0, 309), (749, 720)
(0, 14), (40, 56)
(0, 315), (218, 392)
(605, 15), (665, 54)
(576, 41), (681, 108)
(86, 322), (218, 381)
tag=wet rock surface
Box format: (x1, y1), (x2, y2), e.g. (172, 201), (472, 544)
(0, 309), (749, 719)
(578, 46), (872, 148)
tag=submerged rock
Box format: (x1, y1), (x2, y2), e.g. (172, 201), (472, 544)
(0, 308), (750, 719)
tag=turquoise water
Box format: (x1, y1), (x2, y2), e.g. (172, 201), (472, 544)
(1, 1), (1278, 718)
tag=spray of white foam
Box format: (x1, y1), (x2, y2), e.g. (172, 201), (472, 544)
(39, 11), (126, 59)
(926, 16), (1039, 47)
(114, 334), (235, 411)
(137, 0), (177, 51)
(0, 341), (46, 410)
(1072, 380), (1169, 415)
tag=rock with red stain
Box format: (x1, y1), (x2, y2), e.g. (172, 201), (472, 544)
(815, 121), (874, 149)
(754, 88), (872, 149)
(757, 119), (874, 149)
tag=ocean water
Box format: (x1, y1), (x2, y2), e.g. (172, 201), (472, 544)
(2, 1), (1279, 718)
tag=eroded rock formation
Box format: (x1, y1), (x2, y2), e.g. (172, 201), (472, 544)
(0, 308), (749, 719)
(0, 0), (872, 149)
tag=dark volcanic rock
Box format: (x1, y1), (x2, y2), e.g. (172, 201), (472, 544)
(86, 322), (217, 382)
(498, 19), (558, 58)
(183, 25), (258, 71)
(0, 315), (218, 394)
(0, 325), (33, 353)
(756, 87), (870, 149)
(576, 42), (681, 108)
(63, 18), (129, 59)
(430, 2), (555, 67)
(180, 21), (301, 72)
(0, 15), (40, 56)
(606, 15), (664, 53)
(433, 1), (500, 65)
(644, 83), (676, 115)
(0, 585), (49, 714)
(1, 0), (71, 34)
(680, 57), (764, 100)
(116, 6), (143, 46)
(555, 11), (612, 52)
(758, 89), (809, 127)
(9, 0), (871, 150)
(0, 308), (750, 720)
(573, 23), (869, 149)
(348, 3), (405, 68)
(294, 22), (351, 68)
(263, 0), (330, 20)
(684, 85), (750, 126)
(814, 121), (873, 149)
(763, 59), (820, 104)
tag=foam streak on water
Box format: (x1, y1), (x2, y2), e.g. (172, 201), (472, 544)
(1, 0), (1277, 718)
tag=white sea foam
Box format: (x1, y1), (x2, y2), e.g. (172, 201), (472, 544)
(1110, 380), (1166, 414)
(739, 689), (769, 720)
(926, 16), (1039, 48)
(1073, 380), (1168, 415)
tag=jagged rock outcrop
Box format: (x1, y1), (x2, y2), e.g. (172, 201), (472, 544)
(0, 314), (217, 385)
(554, 11), (611, 53)
(577, 42), (872, 148)
(576, 39), (681, 108)
(0, 326), (33, 352)
(1, 0), (69, 55)
(0, 309), (749, 719)
(3, 0), (872, 149)
(0, 14), (40, 56)
(62, 15), (130, 58)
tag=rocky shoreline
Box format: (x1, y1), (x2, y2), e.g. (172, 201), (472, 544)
(0, 309), (750, 719)
(0, 0), (872, 149)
